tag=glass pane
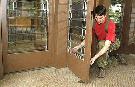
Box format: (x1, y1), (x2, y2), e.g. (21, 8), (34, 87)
(7, 0), (49, 54)
(68, 0), (87, 60)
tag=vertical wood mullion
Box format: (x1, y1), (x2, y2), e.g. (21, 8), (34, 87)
(1, 0), (8, 75)
(0, 0), (4, 79)
(84, 0), (94, 81)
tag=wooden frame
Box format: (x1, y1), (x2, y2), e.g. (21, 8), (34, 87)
(53, 0), (68, 68)
(1, 0), (54, 73)
(0, 0), (4, 79)
(0, 0), (68, 73)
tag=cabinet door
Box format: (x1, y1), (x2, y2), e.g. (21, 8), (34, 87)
(67, 0), (93, 81)
(2, 0), (53, 73)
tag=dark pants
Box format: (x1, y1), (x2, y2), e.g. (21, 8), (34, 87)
(96, 39), (121, 68)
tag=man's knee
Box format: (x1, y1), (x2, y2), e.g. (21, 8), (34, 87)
(98, 41), (105, 50)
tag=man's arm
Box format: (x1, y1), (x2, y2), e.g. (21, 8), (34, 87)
(90, 40), (111, 65)
(70, 40), (85, 53)
(78, 40), (85, 48)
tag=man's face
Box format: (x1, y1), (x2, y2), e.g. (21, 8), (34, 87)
(95, 14), (106, 24)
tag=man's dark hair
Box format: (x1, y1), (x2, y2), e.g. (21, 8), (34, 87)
(94, 5), (106, 16)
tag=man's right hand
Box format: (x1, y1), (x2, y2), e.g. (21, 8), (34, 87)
(70, 46), (80, 54)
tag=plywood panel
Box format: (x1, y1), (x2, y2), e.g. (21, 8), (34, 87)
(4, 52), (51, 73)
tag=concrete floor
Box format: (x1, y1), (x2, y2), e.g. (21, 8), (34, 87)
(0, 54), (135, 87)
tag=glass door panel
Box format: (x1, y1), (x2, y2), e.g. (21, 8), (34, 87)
(68, 0), (87, 60)
(7, 0), (49, 54)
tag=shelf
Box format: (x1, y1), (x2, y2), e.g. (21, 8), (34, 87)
(16, 1), (36, 3)
(9, 25), (37, 27)
(8, 17), (15, 19)
(8, 16), (48, 19)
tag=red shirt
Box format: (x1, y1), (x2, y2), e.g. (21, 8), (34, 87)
(94, 19), (116, 42)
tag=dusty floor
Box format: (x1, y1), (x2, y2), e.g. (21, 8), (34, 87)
(0, 54), (135, 87)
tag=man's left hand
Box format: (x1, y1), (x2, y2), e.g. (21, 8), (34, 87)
(90, 58), (96, 65)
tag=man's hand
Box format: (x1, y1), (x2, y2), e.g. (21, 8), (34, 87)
(90, 58), (96, 65)
(70, 46), (79, 54)
(70, 40), (85, 54)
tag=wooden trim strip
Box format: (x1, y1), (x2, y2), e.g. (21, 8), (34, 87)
(1, 0), (8, 73)
(0, 0), (4, 79)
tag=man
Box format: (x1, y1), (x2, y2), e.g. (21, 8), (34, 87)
(71, 5), (116, 78)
